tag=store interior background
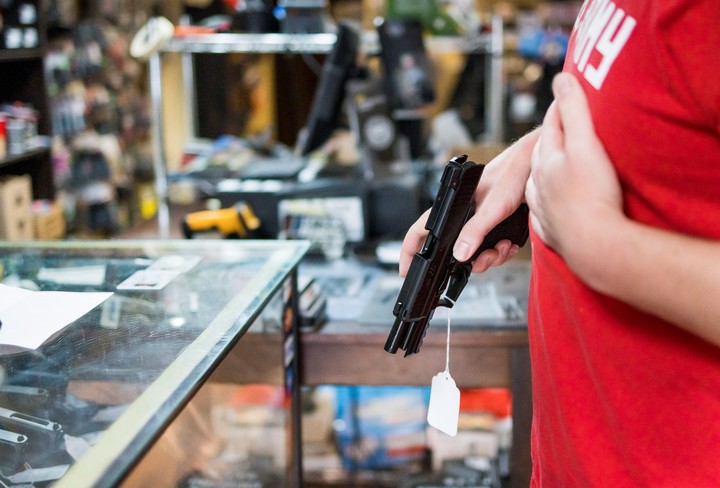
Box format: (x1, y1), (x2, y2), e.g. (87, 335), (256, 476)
(1, 0), (580, 486)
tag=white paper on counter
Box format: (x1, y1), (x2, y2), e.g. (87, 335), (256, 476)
(0, 283), (112, 349)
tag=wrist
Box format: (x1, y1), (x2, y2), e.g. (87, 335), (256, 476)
(562, 207), (633, 296)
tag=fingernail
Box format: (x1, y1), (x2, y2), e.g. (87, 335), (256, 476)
(454, 241), (471, 262)
(509, 244), (520, 256)
(553, 73), (572, 96)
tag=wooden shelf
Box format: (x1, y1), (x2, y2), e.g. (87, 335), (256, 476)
(0, 10), (55, 201)
(0, 145), (50, 169)
(0, 47), (44, 62)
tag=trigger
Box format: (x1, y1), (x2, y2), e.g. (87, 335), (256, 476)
(438, 263), (471, 308)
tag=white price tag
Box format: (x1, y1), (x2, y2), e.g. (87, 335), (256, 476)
(427, 298), (461, 436)
(427, 370), (460, 436)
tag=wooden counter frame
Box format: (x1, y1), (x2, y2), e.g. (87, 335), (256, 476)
(210, 325), (532, 488)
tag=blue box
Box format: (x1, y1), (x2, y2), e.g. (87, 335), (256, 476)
(333, 386), (431, 470)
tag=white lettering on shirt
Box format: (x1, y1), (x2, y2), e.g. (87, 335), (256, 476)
(570, 0), (637, 90)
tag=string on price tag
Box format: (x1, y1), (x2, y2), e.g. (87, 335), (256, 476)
(427, 300), (461, 436)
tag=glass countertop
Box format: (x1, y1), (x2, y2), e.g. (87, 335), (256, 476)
(0, 239), (309, 487)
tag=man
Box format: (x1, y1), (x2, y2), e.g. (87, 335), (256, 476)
(400, 1), (720, 485)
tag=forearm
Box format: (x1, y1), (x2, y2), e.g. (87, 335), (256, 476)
(568, 214), (720, 347)
(480, 128), (539, 194)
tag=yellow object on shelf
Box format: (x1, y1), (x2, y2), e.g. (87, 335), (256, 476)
(181, 201), (260, 239)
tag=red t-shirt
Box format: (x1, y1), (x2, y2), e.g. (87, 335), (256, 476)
(528, 0), (720, 486)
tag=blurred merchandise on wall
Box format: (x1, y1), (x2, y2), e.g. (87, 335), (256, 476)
(45, 0), (156, 236)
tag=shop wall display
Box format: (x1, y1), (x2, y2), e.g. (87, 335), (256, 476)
(44, 0), (158, 236)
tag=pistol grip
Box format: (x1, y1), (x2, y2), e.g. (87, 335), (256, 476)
(469, 203), (530, 262)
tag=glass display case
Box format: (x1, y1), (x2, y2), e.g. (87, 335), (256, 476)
(0, 239), (309, 487)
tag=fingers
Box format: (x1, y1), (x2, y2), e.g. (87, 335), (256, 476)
(527, 102), (561, 248)
(551, 73), (597, 151)
(537, 103), (562, 162)
(528, 210), (546, 246)
(526, 71), (621, 255)
(471, 240), (520, 273)
(400, 204), (522, 277)
(398, 209), (431, 276)
(527, 80), (578, 250)
(534, 74), (595, 169)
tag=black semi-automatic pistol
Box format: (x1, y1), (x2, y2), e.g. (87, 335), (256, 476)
(385, 155), (530, 356)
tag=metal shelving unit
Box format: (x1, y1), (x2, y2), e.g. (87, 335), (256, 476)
(147, 24), (505, 237)
(162, 29), (495, 55)
(159, 25), (504, 142)
(163, 32), (338, 54)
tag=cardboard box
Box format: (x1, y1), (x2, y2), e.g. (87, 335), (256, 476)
(33, 199), (66, 240)
(333, 386), (431, 470)
(0, 175), (34, 240)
